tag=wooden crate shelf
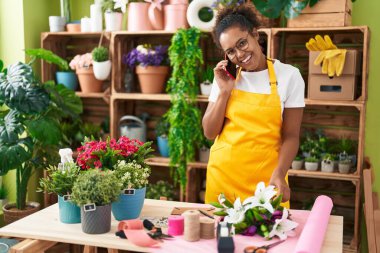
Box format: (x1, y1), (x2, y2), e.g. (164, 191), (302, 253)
(112, 92), (209, 102)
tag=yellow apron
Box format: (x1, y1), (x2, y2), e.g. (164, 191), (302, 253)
(205, 59), (289, 208)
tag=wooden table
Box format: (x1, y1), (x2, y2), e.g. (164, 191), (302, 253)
(0, 199), (343, 253)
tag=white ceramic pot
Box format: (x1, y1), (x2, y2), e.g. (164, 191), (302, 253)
(199, 147), (210, 163)
(49, 16), (66, 32)
(291, 160), (304, 170)
(105, 11), (123, 31)
(338, 163), (351, 174)
(305, 162), (319, 171)
(93, 60), (111, 80)
(321, 161), (334, 173)
(200, 81), (212, 96)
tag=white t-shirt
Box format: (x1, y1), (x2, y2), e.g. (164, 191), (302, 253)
(208, 59), (305, 113)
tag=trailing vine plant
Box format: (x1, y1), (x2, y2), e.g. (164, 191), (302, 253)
(165, 28), (203, 189)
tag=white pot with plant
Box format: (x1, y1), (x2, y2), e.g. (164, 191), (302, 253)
(92, 46), (111, 81)
(199, 138), (213, 163)
(291, 155), (304, 170)
(338, 159), (352, 174)
(200, 65), (214, 96)
(71, 169), (121, 234)
(321, 153), (334, 173)
(102, 0), (123, 31)
(304, 156), (319, 171)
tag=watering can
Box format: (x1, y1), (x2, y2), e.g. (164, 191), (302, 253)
(119, 115), (146, 142)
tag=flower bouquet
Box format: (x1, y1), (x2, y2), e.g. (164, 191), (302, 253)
(211, 182), (298, 240)
(76, 136), (153, 171)
(123, 44), (169, 93)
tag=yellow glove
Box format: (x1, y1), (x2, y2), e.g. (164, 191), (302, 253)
(306, 35), (337, 51)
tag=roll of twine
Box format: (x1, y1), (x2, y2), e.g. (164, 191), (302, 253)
(168, 215), (184, 236)
(200, 216), (215, 239)
(182, 210), (200, 242)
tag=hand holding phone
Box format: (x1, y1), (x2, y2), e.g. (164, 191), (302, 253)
(224, 55), (237, 80)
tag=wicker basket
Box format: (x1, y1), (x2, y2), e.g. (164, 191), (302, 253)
(2, 202), (40, 224)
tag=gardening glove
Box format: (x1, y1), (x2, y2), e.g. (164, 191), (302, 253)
(306, 35), (346, 77)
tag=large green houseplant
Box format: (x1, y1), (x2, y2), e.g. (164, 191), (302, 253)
(165, 27), (203, 189)
(0, 50), (82, 217)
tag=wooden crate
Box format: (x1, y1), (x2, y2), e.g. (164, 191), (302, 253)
(287, 0), (352, 28)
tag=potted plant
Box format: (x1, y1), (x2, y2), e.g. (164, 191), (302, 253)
(156, 116), (170, 157)
(304, 156), (319, 171)
(123, 44), (169, 94)
(25, 48), (78, 91)
(111, 160), (151, 220)
(321, 153), (334, 173)
(38, 161), (81, 223)
(199, 137), (213, 163)
(69, 53), (103, 93)
(200, 65), (214, 96)
(146, 180), (175, 201)
(101, 0), (123, 31)
(0, 54), (82, 224)
(291, 155), (304, 170)
(71, 169), (121, 234)
(92, 46), (111, 81)
(338, 158), (352, 174)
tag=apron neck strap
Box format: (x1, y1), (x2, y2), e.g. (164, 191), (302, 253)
(267, 58), (277, 87)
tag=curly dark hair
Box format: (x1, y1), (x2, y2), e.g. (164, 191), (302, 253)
(212, 3), (260, 48)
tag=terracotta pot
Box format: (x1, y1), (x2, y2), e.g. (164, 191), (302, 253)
(76, 67), (103, 93)
(136, 66), (169, 93)
(3, 202), (40, 224)
(164, 4), (189, 31)
(66, 23), (81, 32)
(128, 3), (153, 31)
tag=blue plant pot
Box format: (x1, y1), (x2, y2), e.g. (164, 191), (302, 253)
(56, 71), (78, 91)
(112, 187), (146, 221)
(157, 136), (169, 157)
(58, 195), (81, 224)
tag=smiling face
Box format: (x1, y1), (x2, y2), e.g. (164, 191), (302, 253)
(219, 26), (266, 71)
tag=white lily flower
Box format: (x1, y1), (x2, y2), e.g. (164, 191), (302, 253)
(113, 0), (128, 13)
(268, 208), (298, 240)
(218, 193), (226, 206)
(224, 198), (246, 224)
(243, 182), (277, 213)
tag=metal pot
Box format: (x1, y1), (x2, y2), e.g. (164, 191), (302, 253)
(119, 115), (146, 142)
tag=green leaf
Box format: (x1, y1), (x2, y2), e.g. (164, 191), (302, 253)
(46, 83), (83, 119)
(0, 60), (3, 72)
(252, 0), (285, 19)
(26, 118), (61, 145)
(245, 209), (254, 224)
(234, 222), (248, 231)
(0, 137), (33, 175)
(309, 0), (319, 7)
(213, 211), (228, 216)
(210, 202), (224, 208)
(0, 110), (24, 143)
(253, 209), (265, 221)
(271, 194), (283, 209)
(223, 199), (234, 209)
(283, 0), (309, 19)
(25, 48), (69, 71)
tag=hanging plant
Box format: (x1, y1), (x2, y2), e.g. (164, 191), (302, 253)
(165, 27), (203, 189)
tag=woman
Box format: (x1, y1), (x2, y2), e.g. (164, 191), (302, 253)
(203, 3), (305, 206)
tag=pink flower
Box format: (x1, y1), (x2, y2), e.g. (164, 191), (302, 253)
(69, 53), (93, 70)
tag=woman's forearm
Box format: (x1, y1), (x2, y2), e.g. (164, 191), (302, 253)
(202, 92), (231, 139)
(276, 135), (300, 176)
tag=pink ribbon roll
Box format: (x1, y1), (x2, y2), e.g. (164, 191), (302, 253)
(118, 219), (160, 248)
(168, 215), (184, 236)
(294, 195), (333, 253)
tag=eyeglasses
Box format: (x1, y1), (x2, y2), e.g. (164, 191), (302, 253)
(224, 33), (250, 60)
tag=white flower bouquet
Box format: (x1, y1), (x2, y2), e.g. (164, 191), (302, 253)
(113, 160), (151, 189)
(211, 182), (298, 240)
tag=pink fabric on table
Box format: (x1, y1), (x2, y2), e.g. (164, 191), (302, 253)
(118, 220), (160, 248)
(294, 195), (333, 253)
(151, 209), (316, 253)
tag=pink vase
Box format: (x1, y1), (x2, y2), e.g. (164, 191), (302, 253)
(164, 4), (189, 31)
(128, 2), (153, 31)
(168, 0), (188, 4)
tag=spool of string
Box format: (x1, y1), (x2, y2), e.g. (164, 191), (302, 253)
(200, 216), (215, 239)
(168, 215), (184, 236)
(182, 210), (200, 242)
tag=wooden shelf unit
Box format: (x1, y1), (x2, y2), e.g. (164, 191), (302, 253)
(41, 26), (369, 251)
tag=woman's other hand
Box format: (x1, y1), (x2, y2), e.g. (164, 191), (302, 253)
(214, 60), (235, 96)
(269, 169), (291, 202)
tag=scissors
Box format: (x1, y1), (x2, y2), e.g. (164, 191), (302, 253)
(244, 240), (285, 253)
(143, 219), (174, 240)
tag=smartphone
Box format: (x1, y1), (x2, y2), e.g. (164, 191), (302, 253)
(224, 55), (237, 80)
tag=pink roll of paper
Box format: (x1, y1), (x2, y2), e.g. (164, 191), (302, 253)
(118, 219), (160, 248)
(168, 215), (184, 236)
(294, 195), (333, 253)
